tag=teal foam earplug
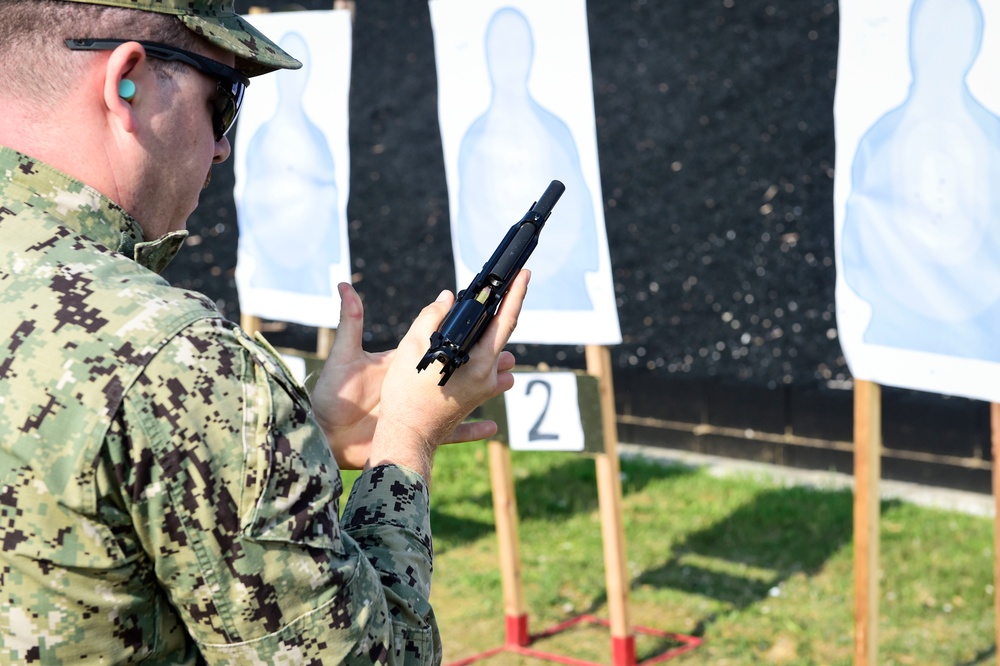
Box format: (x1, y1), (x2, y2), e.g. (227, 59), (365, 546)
(118, 79), (136, 102)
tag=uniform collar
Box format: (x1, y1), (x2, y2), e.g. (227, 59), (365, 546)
(0, 145), (188, 274)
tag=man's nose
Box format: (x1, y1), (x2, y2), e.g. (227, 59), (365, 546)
(214, 135), (232, 164)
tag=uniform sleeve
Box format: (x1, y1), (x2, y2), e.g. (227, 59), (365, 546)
(114, 317), (441, 664)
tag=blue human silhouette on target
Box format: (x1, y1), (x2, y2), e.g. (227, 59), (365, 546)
(841, 0), (1000, 361)
(239, 31), (341, 297)
(456, 7), (598, 311)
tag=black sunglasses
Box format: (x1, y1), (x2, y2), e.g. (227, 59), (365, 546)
(65, 38), (249, 142)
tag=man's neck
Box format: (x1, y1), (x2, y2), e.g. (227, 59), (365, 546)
(0, 95), (134, 221)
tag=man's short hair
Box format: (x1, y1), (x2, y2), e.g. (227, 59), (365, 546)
(0, 1), (200, 104)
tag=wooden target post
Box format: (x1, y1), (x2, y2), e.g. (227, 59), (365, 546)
(587, 344), (634, 664)
(853, 385), (1000, 666)
(455, 345), (702, 666)
(241, 312), (336, 358)
(994, 404), (1000, 666)
(852, 379), (881, 666)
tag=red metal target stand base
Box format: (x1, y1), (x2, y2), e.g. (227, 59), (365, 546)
(446, 613), (703, 666)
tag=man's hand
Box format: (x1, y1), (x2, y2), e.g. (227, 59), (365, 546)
(310, 282), (392, 470)
(368, 270), (529, 481)
(311, 276), (526, 471)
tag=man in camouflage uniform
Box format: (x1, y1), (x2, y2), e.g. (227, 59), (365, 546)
(0, 0), (528, 662)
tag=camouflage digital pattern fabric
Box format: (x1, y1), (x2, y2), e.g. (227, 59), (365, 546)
(0, 145), (441, 664)
(59, 0), (302, 76)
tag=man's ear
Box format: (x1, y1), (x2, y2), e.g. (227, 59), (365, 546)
(102, 42), (148, 135)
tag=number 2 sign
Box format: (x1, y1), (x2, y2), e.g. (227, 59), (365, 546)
(503, 372), (586, 451)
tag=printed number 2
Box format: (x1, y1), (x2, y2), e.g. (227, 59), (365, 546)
(526, 379), (559, 442)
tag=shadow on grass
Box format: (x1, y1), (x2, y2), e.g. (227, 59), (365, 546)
(430, 453), (697, 555)
(428, 509), (496, 551)
(512, 455), (695, 521)
(635, 485), (853, 604)
(955, 645), (997, 666)
(625, 489), (901, 636)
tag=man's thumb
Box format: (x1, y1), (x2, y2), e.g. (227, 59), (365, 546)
(329, 282), (364, 359)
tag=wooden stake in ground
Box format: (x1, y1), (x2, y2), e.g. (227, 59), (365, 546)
(992, 403), (1000, 666)
(240, 313), (262, 336)
(853, 379), (881, 666)
(488, 439), (529, 646)
(586, 344), (635, 666)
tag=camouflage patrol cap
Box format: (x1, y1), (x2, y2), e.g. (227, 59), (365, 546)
(60, 0), (301, 77)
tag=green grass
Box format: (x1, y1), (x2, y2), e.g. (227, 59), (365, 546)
(344, 444), (997, 665)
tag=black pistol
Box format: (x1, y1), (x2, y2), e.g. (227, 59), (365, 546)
(417, 179), (566, 385)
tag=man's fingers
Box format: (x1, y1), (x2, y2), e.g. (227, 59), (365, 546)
(494, 368), (516, 395)
(413, 290), (455, 337)
(497, 350), (516, 373)
(399, 289), (456, 364)
(329, 282), (364, 360)
(443, 419), (499, 444)
(477, 270), (530, 359)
